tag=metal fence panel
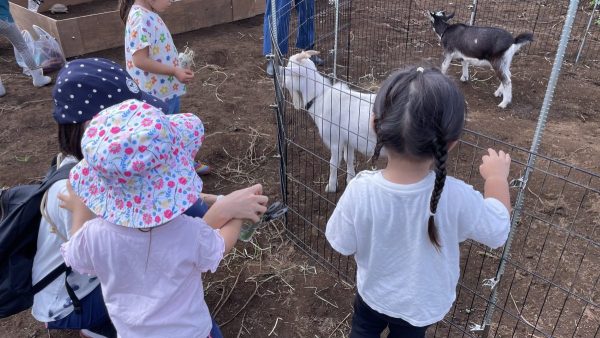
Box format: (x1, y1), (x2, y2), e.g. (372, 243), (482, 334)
(268, 0), (600, 336)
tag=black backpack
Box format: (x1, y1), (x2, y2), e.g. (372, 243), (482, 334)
(0, 157), (81, 318)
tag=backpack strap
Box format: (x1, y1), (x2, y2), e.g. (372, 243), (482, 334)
(34, 155), (81, 311)
(40, 192), (69, 242)
(64, 267), (82, 314)
(40, 156), (76, 192)
(30, 264), (82, 313)
(40, 155), (75, 242)
(30, 263), (67, 294)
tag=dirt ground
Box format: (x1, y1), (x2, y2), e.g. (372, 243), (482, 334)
(1, 5), (599, 338)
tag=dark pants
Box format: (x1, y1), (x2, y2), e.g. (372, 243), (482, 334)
(209, 317), (223, 338)
(164, 96), (181, 115)
(350, 293), (429, 338)
(184, 198), (209, 218)
(47, 285), (116, 338)
(263, 0), (315, 55)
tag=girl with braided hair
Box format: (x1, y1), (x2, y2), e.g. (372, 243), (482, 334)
(325, 66), (512, 337)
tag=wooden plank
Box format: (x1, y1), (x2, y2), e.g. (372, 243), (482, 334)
(232, 0), (265, 21)
(8, 2), (60, 40)
(163, 0), (233, 35)
(56, 11), (123, 57)
(10, 0), (94, 13)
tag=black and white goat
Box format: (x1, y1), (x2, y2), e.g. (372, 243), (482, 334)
(281, 51), (377, 192)
(429, 11), (533, 108)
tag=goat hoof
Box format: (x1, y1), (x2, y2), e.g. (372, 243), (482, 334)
(460, 75), (469, 82)
(494, 91), (503, 98)
(498, 102), (509, 109)
(325, 184), (337, 193)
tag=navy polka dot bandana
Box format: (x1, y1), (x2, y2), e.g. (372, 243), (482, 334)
(52, 58), (168, 125)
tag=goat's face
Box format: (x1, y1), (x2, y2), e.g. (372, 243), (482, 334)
(281, 51), (320, 110)
(428, 10), (454, 37)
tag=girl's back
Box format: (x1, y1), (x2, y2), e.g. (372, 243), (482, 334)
(63, 209), (223, 338)
(325, 66), (512, 337)
(326, 170), (509, 326)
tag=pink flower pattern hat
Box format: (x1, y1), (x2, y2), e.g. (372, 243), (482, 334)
(70, 99), (205, 228)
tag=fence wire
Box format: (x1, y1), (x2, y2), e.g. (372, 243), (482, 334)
(268, 0), (600, 336)
(271, 0), (599, 84)
(272, 58), (600, 336)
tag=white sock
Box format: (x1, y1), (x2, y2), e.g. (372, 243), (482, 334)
(31, 68), (52, 87)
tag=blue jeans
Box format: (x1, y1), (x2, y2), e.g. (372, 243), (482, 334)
(263, 0), (315, 55)
(165, 96), (181, 115)
(350, 293), (429, 338)
(184, 198), (209, 218)
(47, 285), (116, 337)
(209, 317), (223, 338)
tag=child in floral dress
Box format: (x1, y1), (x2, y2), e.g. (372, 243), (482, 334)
(119, 0), (210, 175)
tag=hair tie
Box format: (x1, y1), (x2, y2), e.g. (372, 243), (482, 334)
(416, 67), (425, 73)
(429, 210), (435, 217)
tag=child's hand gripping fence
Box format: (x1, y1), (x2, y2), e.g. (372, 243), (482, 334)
(239, 201), (288, 242)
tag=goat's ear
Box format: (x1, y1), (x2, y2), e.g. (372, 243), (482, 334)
(427, 11), (436, 22)
(446, 12), (455, 20)
(291, 90), (303, 110)
(297, 50), (319, 61)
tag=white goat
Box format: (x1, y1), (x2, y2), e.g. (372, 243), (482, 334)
(429, 11), (533, 108)
(281, 51), (377, 192)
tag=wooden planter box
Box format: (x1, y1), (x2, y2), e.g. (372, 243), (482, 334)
(9, 0), (265, 58)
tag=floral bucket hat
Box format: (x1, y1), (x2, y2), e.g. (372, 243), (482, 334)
(70, 99), (205, 228)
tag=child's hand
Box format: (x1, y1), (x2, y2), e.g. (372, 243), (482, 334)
(217, 184), (268, 223)
(479, 148), (511, 181)
(58, 180), (96, 235)
(58, 180), (88, 213)
(174, 67), (194, 83)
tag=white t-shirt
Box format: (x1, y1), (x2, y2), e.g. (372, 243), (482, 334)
(124, 5), (185, 101)
(61, 214), (225, 338)
(31, 156), (100, 322)
(326, 170), (510, 327)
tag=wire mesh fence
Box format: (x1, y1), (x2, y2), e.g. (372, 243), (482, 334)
(271, 0), (600, 84)
(267, 0), (600, 336)
(272, 57), (600, 335)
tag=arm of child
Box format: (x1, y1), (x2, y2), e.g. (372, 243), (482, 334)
(457, 148), (512, 249)
(325, 182), (358, 256)
(202, 184), (268, 229)
(57, 180), (95, 236)
(480, 148), (511, 212)
(132, 47), (194, 83)
(218, 219), (243, 254)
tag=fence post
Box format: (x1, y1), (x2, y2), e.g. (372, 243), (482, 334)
(333, 0), (340, 79)
(469, 0), (478, 26)
(269, 0), (278, 55)
(575, 0), (599, 64)
(268, 0), (289, 206)
(472, 0), (581, 336)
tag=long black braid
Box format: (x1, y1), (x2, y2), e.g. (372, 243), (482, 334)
(372, 117), (384, 161)
(428, 137), (448, 249)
